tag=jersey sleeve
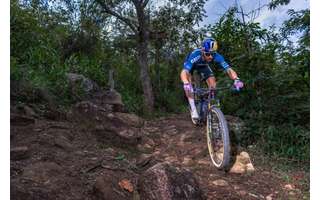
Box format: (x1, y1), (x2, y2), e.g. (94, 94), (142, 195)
(213, 52), (230, 71)
(183, 50), (201, 72)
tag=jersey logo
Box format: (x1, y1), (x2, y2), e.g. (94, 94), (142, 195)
(190, 55), (201, 64)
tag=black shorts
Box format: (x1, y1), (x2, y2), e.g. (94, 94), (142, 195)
(190, 65), (214, 81)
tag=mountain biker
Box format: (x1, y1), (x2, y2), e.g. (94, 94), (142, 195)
(180, 38), (244, 123)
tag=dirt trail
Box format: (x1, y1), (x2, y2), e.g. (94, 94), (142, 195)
(143, 113), (306, 200)
(11, 108), (307, 200)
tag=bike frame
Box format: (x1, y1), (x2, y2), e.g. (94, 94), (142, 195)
(193, 87), (228, 123)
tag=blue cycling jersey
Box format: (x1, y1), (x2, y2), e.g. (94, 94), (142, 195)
(183, 48), (230, 72)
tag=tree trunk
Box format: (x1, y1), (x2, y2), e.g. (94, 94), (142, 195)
(134, 0), (154, 113)
(137, 41), (154, 113)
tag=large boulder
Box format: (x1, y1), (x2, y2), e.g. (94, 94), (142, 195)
(11, 162), (83, 200)
(93, 172), (137, 200)
(90, 90), (125, 112)
(225, 115), (246, 142)
(66, 73), (100, 99)
(68, 101), (142, 147)
(138, 162), (204, 200)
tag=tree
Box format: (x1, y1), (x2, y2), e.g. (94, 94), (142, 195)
(93, 0), (154, 113)
(94, 0), (207, 113)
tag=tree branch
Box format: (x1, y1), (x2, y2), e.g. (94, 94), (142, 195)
(96, 0), (138, 33)
(142, 0), (150, 8)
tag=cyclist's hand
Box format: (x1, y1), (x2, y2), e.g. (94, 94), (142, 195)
(232, 79), (244, 92)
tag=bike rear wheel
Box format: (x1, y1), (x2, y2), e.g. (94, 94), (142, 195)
(206, 107), (230, 170)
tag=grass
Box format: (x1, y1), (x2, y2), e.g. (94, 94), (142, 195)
(247, 145), (310, 198)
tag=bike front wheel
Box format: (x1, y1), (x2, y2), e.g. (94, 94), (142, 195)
(206, 107), (230, 170)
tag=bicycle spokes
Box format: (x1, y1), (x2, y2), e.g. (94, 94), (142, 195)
(206, 107), (230, 169)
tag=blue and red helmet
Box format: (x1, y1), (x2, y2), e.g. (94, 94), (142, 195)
(202, 38), (218, 52)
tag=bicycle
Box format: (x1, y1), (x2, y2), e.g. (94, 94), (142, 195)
(190, 86), (231, 170)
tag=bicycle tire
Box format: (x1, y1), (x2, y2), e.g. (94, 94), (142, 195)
(206, 107), (230, 170)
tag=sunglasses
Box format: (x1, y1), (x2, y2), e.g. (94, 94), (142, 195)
(204, 52), (215, 57)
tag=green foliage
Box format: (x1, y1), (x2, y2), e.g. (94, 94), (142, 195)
(260, 124), (309, 160)
(199, 8), (309, 161)
(268, 0), (291, 10)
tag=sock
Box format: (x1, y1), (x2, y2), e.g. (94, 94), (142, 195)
(188, 98), (197, 112)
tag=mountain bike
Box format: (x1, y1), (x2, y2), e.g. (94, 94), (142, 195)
(190, 86), (231, 170)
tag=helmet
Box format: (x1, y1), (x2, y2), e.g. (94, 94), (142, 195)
(202, 38), (218, 52)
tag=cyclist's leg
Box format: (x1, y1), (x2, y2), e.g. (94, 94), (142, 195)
(206, 76), (216, 89)
(198, 65), (216, 89)
(181, 69), (199, 120)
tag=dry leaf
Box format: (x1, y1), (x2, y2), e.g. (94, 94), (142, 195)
(118, 179), (134, 193)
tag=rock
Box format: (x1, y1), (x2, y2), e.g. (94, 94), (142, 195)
(182, 157), (194, 165)
(22, 105), (37, 117)
(164, 156), (178, 163)
(137, 144), (149, 153)
(136, 154), (153, 168)
(212, 179), (228, 186)
(138, 162), (204, 200)
(238, 190), (247, 196)
(94, 126), (142, 148)
(284, 184), (295, 190)
(114, 112), (144, 128)
(11, 146), (30, 160)
(229, 163), (246, 174)
(54, 136), (73, 151)
(197, 158), (211, 166)
(91, 90), (125, 112)
(225, 115), (245, 141)
(229, 151), (255, 174)
(94, 173), (134, 200)
(10, 114), (35, 126)
(21, 162), (64, 187)
(239, 151), (251, 164)
(289, 191), (296, 196)
(246, 163), (255, 173)
(66, 73), (99, 98)
(266, 193), (273, 200)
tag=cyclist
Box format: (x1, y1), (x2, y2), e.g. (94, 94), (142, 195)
(180, 38), (244, 123)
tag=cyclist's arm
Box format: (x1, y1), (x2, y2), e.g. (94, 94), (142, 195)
(181, 51), (201, 84)
(180, 69), (192, 84)
(214, 53), (239, 80)
(226, 68), (239, 80)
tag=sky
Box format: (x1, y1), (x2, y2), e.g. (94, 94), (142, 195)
(201, 0), (310, 29)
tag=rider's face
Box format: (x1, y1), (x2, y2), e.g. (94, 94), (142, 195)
(203, 52), (213, 62)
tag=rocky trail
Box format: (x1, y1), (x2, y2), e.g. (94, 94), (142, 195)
(11, 89), (308, 200)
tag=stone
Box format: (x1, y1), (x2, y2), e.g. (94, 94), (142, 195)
(212, 179), (228, 186)
(266, 193), (273, 200)
(229, 151), (254, 174)
(246, 163), (255, 173)
(229, 163), (246, 174)
(225, 115), (245, 141)
(136, 154), (153, 168)
(22, 162), (63, 185)
(238, 190), (247, 196)
(23, 105), (37, 117)
(284, 184), (295, 190)
(182, 157), (194, 165)
(54, 136), (73, 151)
(10, 114), (35, 126)
(138, 162), (204, 200)
(11, 146), (30, 161)
(66, 73), (99, 97)
(114, 112), (144, 128)
(93, 172), (135, 200)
